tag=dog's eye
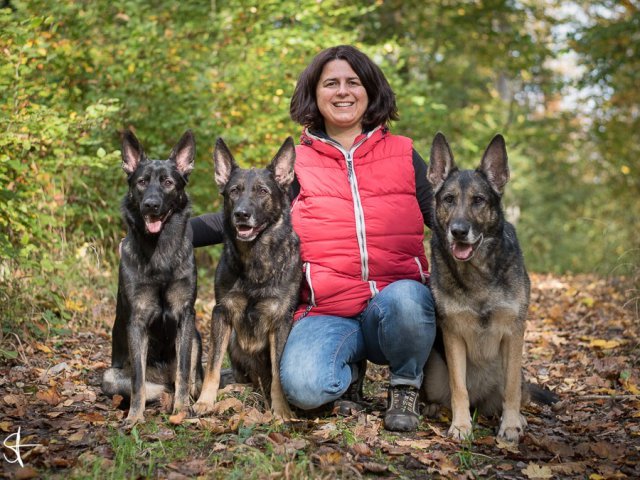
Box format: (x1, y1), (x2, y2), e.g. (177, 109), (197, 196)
(163, 178), (174, 188)
(442, 194), (455, 205)
(259, 187), (269, 196)
(137, 178), (147, 187)
(472, 195), (486, 205)
(228, 186), (239, 195)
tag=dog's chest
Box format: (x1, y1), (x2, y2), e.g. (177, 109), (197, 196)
(437, 284), (522, 334)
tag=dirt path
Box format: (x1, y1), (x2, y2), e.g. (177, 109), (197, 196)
(1, 274), (638, 479)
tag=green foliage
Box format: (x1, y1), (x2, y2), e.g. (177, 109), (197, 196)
(0, 1), (638, 340)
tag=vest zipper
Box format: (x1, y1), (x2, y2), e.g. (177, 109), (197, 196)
(304, 128), (378, 283)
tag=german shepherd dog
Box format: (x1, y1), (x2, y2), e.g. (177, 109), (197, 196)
(421, 133), (554, 442)
(193, 137), (301, 420)
(102, 130), (203, 426)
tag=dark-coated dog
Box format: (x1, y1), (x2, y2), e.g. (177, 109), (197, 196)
(102, 130), (203, 426)
(421, 132), (556, 442)
(193, 137), (301, 420)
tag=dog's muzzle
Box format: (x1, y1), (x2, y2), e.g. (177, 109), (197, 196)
(450, 234), (484, 261)
(233, 220), (266, 242)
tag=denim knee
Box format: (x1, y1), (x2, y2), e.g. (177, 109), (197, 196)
(279, 315), (364, 410)
(362, 280), (436, 387)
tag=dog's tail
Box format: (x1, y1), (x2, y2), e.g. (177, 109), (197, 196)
(526, 382), (559, 405)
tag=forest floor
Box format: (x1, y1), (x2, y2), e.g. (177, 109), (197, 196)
(1, 273), (639, 479)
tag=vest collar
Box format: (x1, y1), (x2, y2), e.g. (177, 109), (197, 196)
(300, 126), (387, 159)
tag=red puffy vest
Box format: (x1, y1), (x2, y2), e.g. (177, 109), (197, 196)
(291, 126), (429, 320)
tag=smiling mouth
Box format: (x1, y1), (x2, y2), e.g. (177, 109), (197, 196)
(143, 211), (172, 234)
(451, 235), (484, 261)
(333, 102), (354, 107)
(235, 223), (266, 242)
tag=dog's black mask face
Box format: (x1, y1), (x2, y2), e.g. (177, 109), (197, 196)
(213, 137), (296, 243)
(428, 133), (509, 262)
(121, 130), (195, 235)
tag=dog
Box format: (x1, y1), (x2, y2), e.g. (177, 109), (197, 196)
(192, 137), (301, 420)
(102, 130), (203, 426)
(421, 132), (556, 443)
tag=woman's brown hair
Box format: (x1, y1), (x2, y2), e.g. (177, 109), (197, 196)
(290, 45), (398, 132)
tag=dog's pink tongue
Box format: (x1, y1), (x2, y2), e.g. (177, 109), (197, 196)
(146, 220), (163, 234)
(452, 242), (473, 261)
(237, 226), (254, 239)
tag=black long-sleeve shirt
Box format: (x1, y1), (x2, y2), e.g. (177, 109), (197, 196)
(189, 149), (433, 247)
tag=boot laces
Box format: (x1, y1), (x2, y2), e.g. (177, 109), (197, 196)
(389, 386), (418, 413)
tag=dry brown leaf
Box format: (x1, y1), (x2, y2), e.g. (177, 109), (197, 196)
(78, 412), (106, 424)
(361, 461), (388, 473)
(352, 442), (373, 456)
(212, 396), (243, 415)
(395, 438), (436, 450)
(111, 394), (124, 408)
(521, 462), (553, 479)
(14, 467), (39, 480)
(36, 386), (61, 406)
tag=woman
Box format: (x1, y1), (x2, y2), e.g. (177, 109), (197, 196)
(191, 45), (436, 432)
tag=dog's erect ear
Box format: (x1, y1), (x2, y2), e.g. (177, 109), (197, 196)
(213, 137), (238, 190)
(479, 134), (509, 195)
(268, 137), (296, 189)
(427, 132), (457, 193)
(121, 130), (145, 175)
(170, 130), (196, 177)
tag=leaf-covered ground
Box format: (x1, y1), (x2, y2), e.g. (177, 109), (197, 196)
(1, 274), (639, 479)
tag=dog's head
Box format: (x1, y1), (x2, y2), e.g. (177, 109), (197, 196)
(213, 137), (296, 242)
(121, 130), (195, 234)
(427, 132), (509, 262)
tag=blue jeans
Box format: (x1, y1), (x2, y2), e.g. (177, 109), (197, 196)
(280, 279), (436, 410)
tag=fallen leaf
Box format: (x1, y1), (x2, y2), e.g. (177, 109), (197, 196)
(589, 338), (623, 349)
(36, 386), (61, 406)
(496, 436), (521, 453)
(522, 462), (553, 479)
(395, 438), (435, 450)
(362, 461), (387, 473)
(14, 467), (39, 480)
(353, 442), (373, 456)
(212, 397), (243, 415)
(68, 430), (86, 443)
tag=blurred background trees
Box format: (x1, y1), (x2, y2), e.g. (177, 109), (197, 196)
(1, 0), (638, 344)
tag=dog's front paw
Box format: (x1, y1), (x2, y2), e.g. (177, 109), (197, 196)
(497, 411), (527, 443)
(123, 410), (144, 429)
(192, 400), (215, 416)
(272, 404), (296, 422)
(422, 403), (440, 418)
(448, 421), (473, 441)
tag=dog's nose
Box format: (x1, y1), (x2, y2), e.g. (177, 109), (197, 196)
(234, 209), (250, 222)
(450, 221), (470, 240)
(143, 197), (161, 213)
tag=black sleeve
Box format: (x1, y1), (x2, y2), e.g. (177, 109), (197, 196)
(189, 212), (225, 247)
(413, 148), (434, 229)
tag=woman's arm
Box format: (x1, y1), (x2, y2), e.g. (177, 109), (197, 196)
(413, 148), (433, 229)
(189, 212), (225, 247)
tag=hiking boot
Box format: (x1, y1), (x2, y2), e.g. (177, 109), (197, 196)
(383, 385), (420, 432)
(333, 360), (367, 416)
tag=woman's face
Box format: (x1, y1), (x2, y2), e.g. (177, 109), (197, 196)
(315, 59), (368, 135)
